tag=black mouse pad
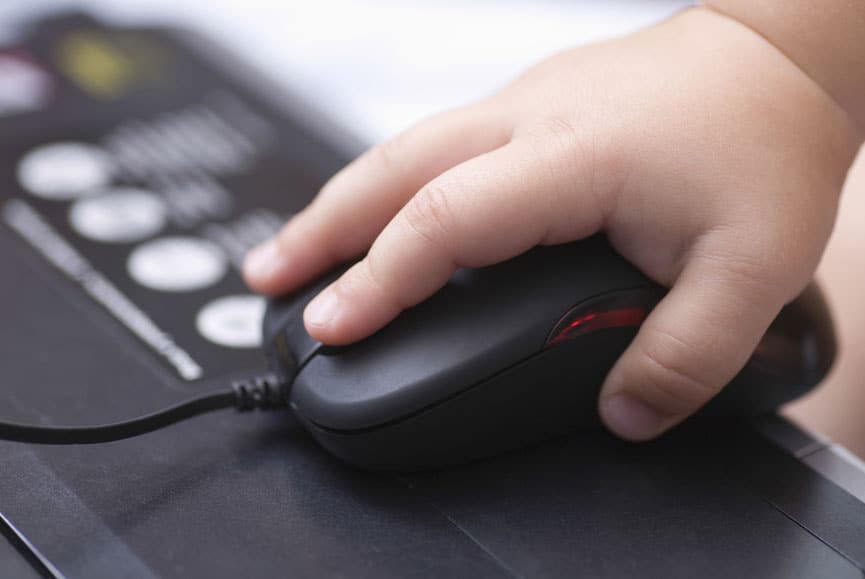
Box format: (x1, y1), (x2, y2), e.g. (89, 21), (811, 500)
(0, 12), (863, 579)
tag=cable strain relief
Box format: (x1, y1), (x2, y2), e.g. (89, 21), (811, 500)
(232, 373), (287, 411)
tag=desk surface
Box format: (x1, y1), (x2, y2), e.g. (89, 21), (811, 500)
(3, 413), (865, 578)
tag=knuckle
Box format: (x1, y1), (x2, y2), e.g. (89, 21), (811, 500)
(692, 241), (785, 299)
(540, 116), (581, 146)
(402, 183), (456, 249)
(515, 118), (581, 193)
(636, 327), (723, 414)
(275, 213), (303, 250)
(274, 210), (333, 259)
(701, 246), (764, 281)
(518, 117), (613, 241)
(522, 117), (583, 161)
(369, 133), (409, 173)
(352, 256), (407, 311)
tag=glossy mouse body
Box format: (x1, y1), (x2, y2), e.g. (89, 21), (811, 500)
(263, 235), (835, 471)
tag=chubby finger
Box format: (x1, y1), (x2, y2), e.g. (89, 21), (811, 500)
(243, 104), (511, 295)
(597, 240), (791, 441)
(303, 134), (608, 344)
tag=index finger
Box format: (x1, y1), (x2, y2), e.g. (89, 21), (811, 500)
(303, 134), (608, 344)
(243, 103), (511, 295)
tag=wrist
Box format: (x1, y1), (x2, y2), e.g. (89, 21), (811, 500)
(703, 0), (865, 141)
(656, 6), (863, 186)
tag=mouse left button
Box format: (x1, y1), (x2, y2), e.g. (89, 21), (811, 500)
(261, 264), (351, 385)
(262, 299), (322, 386)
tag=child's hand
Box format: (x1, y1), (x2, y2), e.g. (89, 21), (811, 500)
(244, 7), (862, 441)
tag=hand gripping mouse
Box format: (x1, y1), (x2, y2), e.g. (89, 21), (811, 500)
(262, 235), (835, 470)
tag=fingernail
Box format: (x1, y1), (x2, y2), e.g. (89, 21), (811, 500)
(244, 239), (280, 280)
(305, 290), (340, 328)
(601, 394), (666, 441)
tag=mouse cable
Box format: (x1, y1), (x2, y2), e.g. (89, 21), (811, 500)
(0, 374), (286, 445)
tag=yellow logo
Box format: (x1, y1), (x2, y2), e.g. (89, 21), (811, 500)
(56, 31), (164, 99)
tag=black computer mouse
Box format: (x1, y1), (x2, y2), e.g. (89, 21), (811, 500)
(262, 235), (835, 471)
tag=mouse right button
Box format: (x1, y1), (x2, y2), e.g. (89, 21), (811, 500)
(704, 282), (836, 417)
(746, 283), (836, 381)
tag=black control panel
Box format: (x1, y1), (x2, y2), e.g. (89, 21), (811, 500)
(0, 13), (348, 382)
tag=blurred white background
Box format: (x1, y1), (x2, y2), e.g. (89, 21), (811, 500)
(0, 0), (691, 143)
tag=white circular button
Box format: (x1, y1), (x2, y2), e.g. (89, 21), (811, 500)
(196, 295), (267, 349)
(69, 188), (167, 244)
(128, 236), (227, 292)
(17, 142), (114, 200)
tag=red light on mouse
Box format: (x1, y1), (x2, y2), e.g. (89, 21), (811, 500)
(546, 307), (648, 346)
(545, 288), (663, 348)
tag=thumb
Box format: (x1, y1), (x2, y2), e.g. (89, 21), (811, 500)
(598, 242), (792, 441)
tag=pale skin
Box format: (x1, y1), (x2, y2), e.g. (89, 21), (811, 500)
(244, 3), (865, 442)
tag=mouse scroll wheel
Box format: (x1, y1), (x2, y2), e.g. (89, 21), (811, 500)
(545, 287), (665, 348)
